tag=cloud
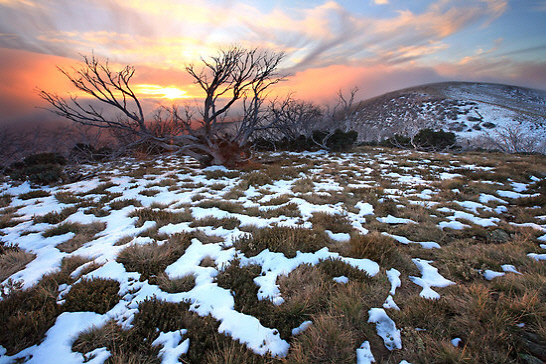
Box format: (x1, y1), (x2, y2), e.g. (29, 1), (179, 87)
(374, 0), (389, 4)
(0, 0), (512, 74)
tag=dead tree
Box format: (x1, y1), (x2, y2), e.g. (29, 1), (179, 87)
(38, 47), (286, 167)
(182, 47), (285, 165)
(312, 87), (360, 149)
(264, 96), (323, 141)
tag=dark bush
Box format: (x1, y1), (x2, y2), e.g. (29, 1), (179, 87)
(22, 153), (67, 166)
(0, 284), (60, 355)
(63, 278), (120, 314)
(8, 152), (66, 185)
(315, 129), (358, 152)
(414, 128), (456, 151)
(253, 129), (358, 152)
(382, 129), (456, 151)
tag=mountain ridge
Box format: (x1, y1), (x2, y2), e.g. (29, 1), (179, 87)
(349, 81), (546, 150)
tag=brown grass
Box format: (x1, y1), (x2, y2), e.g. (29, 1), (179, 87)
(0, 249), (35, 282)
(116, 233), (192, 282)
(235, 226), (328, 258)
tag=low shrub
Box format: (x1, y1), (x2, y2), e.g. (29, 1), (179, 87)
(33, 206), (78, 224)
(0, 245), (35, 282)
(129, 207), (192, 228)
(9, 153), (66, 185)
(310, 212), (353, 234)
(63, 278), (120, 314)
(0, 282), (60, 355)
(190, 216), (241, 230)
(316, 258), (372, 282)
(345, 232), (402, 266)
(19, 190), (51, 200)
(116, 233), (192, 282)
(235, 226), (328, 258)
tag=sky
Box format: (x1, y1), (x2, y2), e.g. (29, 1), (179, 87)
(1, 0), (545, 124)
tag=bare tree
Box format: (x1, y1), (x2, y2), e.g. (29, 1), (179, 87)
(263, 95), (323, 141)
(311, 87), (361, 149)
(38, 47), (286, 166)
(480, 124), (546, 154)
(182, 47), (286, 165)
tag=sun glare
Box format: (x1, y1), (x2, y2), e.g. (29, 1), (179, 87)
(135, 84), (190, 99)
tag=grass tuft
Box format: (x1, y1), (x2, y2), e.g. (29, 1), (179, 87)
(116, 233), (192, 282)
(63, 278), (120, 314)
(235, 226), (328, 258)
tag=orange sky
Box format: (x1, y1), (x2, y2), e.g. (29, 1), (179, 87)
(1, 0), (545, 124)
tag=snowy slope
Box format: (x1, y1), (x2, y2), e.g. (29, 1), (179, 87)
(352, 82), (546, 148)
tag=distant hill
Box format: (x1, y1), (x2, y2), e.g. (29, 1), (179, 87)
(350, 82), (546, 149)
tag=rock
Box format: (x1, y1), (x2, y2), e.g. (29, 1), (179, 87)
(521, 331), (546, 359)
(489, 229), (510, 243)
(519, 354), (543, 364)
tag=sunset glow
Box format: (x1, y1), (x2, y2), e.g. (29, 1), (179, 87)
(0, 0), (545, 124)
(135, 85), (192, 100)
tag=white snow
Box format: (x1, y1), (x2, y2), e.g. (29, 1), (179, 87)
(0, 312), (107, 364)
(333, 275), (349, 284)
(291, 320), (313, 335)
(386, 268), (401, 296)
(410, 259), (455, 299)
(368, 308), (402, 350)
(356, 201), (374, 215)
(356, 341), (375, 364)
(383, 295), (400, 310)
(501, 265), (521, 274)
(0, 150), (540, 363)
(152, 331), (190, 364)
(479, 194), (508, 204)
(383, 233), (441, 249)
(377, 215), (416, 224)
(483, 270), (505, 280)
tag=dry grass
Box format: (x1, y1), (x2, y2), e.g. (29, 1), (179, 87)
(129, 207), (192, 228)
(18, 190), (51, 200)
(116, 233), (192, 283)
(235, 226), (329, 258)
(190, 216), (241, 230)
(3, 149), (546, 362)
(0, 248), (35, 282)
(157, 273), (196, 293)
(55, 221), (107, 253)
(33, 206), (78, 224)
(310, 212), (353, 234)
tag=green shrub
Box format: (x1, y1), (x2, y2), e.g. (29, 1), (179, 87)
(63, 278), (120, 314)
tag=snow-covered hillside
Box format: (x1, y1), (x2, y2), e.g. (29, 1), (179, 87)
(352, 82), (546, 150)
